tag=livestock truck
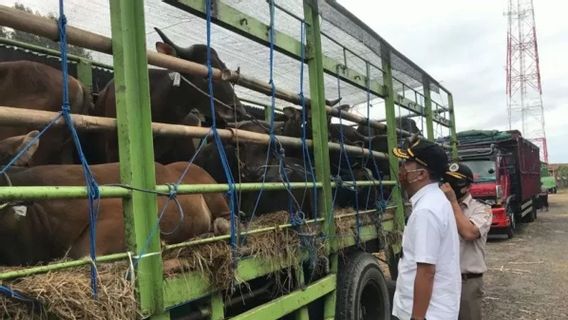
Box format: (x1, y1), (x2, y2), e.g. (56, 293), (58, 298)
(447, 130), (541, 238)
(0, 1), (458, 319)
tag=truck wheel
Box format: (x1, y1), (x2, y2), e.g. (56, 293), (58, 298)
(506, 208), (516, 239)
(336, 252), (390, 320)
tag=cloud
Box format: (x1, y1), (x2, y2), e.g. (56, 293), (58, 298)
(339, 0), (568, 162)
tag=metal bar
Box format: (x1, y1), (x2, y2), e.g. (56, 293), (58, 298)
(0, 4), (429, 134)
(320, 31), (383, 73)
(0, 180), (395, 201)
(76, 59), (93, 94)
(0, 5), (335, 109)
(303, 2), (337, 319)
(322, 0), (451, 95)
(381, 48), (406, 241)
(162, 0), (425, 134)
(0, 252), (130, 280)
(210, 293), (225, 320)
(109, 0), (164, 316)
(230, 275), (336, 320)
(294, 263), (310, 320)
(448, 93), (459, 160)
(161, 222), (390, 306)
(0, 37), (113, 70)
(423, 77), (435, 140)
(0, 106), (390, 160)
(0, 214), (394, 281)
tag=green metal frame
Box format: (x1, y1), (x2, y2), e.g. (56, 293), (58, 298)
(109, 0), (164, 316)
(381, 48), (406, 244)
(164, 0), (452, 127)
(0, 0), (458, 319)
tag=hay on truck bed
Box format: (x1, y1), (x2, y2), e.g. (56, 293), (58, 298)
(0, 263), (137, 320)
(0, 210), (384, 319)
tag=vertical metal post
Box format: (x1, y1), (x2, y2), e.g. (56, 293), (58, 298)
(109, 0), (165, 317)
(294, 266), (310, 320)
(422, 77), (434, 140)
(303, 1), (336, 319)
(76, 59), (93, 95)
(447, 92), (459, 160)
(210, 294), (225, 320)
(381, 48), (406, 235)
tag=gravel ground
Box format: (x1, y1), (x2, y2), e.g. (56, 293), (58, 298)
(483, 190), (568, 319)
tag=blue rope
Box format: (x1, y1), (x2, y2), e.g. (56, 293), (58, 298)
(0, 113), (62, 175)
(298, 19), (317, 222)
(205, 0), (238, 260)
(133, 133), (210, 270)
(58, 0), (100, 297)
(0, 285), (40, 310)
(363, 78), (386, 212)
(337, 112), (361, 245)
(245, 1), (308, 236)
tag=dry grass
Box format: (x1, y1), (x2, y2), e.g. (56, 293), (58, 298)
(0, 209), (389, 319)
(0, 263), (137, 320)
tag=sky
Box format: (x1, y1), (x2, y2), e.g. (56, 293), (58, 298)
(1, 0), (567, 162)
(337, 0), (568, 163)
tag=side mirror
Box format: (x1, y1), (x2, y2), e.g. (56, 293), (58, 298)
(488, 168), (495, 174)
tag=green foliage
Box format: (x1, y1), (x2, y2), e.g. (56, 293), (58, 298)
(1, 3), (92, 59)
(555, 165), (568, 188)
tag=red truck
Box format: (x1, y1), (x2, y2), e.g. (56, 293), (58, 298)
(448, 130), (541, 238)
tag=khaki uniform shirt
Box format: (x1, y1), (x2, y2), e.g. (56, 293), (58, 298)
(459, 194), (492, 274)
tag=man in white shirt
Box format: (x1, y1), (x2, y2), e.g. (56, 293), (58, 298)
(392, 138), (461, 320)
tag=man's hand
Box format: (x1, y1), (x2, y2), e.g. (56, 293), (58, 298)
(440, 182), (458, 203)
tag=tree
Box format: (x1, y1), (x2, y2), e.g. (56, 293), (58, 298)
(2, 3), (92, 59)
(556, 165), (568, 189)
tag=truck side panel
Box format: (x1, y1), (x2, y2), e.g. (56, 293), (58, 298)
(516, 137), (541, 202)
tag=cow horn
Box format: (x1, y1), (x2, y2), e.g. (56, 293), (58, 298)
(327, 97), (342, 107)
(154, 27), (185, 54)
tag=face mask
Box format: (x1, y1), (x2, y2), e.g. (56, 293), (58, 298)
(399, 167), (425, 186)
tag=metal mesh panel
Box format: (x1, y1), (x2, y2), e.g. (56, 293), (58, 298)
(2, 0), (450, 117)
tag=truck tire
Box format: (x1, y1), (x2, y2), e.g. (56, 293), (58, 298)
(336, 252), (391, 320)
(506, 205), (516, 239)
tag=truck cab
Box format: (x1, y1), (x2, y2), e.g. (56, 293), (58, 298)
(444, 130), (541, 239)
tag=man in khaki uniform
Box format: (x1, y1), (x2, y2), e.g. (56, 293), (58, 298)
(441, 163), (492, 320)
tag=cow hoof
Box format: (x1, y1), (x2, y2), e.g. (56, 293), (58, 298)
(213, 218), (231, 235)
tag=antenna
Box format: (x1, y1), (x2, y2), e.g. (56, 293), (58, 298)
(506, 0), (548, 162)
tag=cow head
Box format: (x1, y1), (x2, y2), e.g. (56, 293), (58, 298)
(282, 106), (311, 138)
(182, 108), (206, 127)
(397, 117), (421, 135)
(154, 27), (248, 123)
(0, 131), (40, 166)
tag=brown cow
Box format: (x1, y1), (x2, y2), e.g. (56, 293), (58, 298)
(88, 28), (248, 164)
(0, 60), (93, 165)
(0, 133), (230, 266)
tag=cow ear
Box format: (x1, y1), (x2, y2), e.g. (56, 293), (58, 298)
(156, 42), (177, 57)
(14, 131), (40, 166)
